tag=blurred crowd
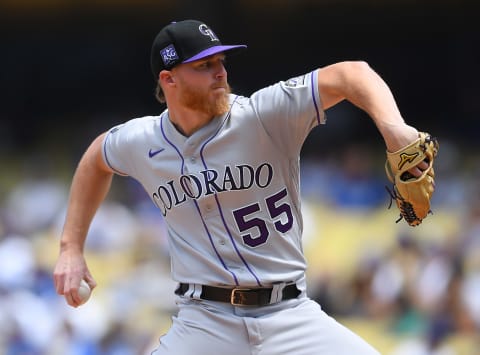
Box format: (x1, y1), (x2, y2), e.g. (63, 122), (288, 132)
(0, 139), (479, 355)
(1, 1), (477, 353)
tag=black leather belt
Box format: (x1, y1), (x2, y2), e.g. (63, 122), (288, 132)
(175, 283), (301, 306)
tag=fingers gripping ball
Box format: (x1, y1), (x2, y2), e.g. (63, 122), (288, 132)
(77, 279), (92, 305)
(385, 132), (439, 226)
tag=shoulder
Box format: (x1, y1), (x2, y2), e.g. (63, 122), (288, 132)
(231, 71), (319, 109)
(108, 114), (162, 139)
(238, 71), (318, 101)
(104, 114), (165, 157)
(121, 115), (161, 130)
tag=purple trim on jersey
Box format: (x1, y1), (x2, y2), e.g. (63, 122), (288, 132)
(160, 114), (239, 285)
(103, 131), (128, 176)
(198, 97), (263, 287)
(192, 199), (239, 286)
(310, 71), (321, 125)
(160, 115), (185, 173)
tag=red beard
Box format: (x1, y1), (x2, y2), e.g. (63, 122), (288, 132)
(179, 82), (232, 117)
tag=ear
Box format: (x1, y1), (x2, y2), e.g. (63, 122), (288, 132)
(159, 70), (175, 86)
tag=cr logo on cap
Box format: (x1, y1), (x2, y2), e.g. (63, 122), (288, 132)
(199, 24), (219, 42)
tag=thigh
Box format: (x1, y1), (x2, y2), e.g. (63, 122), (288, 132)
(149, 300), (251, 355)
(258, 298), (381, 355)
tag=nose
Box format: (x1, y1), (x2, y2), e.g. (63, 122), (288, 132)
(215, 61), (227, 79)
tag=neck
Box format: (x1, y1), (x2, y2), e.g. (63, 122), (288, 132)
(167, 105), (215, 137)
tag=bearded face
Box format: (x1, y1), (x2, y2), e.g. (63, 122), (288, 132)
(177, 76), (232, 117)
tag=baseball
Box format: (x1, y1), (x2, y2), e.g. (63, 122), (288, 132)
(78, 279), (91, 305)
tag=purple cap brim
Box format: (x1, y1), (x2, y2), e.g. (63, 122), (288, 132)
(182, 45), (247, 63)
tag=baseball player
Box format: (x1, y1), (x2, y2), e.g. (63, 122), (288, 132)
(53, 19), (430, 354)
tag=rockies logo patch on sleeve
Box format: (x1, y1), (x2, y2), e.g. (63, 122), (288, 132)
(284, 74), (307, 88)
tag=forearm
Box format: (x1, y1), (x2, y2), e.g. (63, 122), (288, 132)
(336, 62), (402, 122)
(60, 134), (113, 252)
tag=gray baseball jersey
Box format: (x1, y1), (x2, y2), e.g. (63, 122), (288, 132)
(102, 69), (325, 290)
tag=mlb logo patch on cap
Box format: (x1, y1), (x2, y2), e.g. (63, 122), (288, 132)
(160, 44), (179, 67)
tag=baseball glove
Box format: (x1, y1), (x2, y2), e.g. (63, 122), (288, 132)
(385, 132), (439, 226)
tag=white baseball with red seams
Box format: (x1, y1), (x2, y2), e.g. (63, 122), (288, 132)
(77, 279), (91, 305)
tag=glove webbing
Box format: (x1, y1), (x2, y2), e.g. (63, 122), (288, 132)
(385, 185), (431, 225)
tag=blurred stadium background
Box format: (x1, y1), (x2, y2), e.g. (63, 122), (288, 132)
(0, 0), (479, 354)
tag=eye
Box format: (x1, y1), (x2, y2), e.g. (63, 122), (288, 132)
(195, 61), (210, 70)
(194, 56), (226, 71)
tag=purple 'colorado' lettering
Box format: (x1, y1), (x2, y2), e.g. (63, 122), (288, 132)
(181, 174), (203, 199)
(153, 185), (173, 215)
(167, 180), (187, 204)
(222, 166), (240, 191)
(237, 164), (254, 189)
(152, 163), (274, 216)
(255, 163), (273, 188)
(200, 169), (223, 195)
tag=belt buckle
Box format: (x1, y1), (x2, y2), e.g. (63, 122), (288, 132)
(230, 288), (252, 306)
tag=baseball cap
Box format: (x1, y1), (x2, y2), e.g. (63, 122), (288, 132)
(150, 20), (247, 79)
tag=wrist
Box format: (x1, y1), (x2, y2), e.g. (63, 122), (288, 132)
(381, 123), (419, 152)
(60, 239), (84, 253)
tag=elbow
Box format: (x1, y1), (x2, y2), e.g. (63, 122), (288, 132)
(340, 60), (373, 75)
(318, 60), (376, 109)
(336, 60), (380, 88)
(325, 61), (376, 88)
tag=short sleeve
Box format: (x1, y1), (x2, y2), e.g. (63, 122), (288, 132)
(248, 70), (325, 157)
(102, 124), (132, 176)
